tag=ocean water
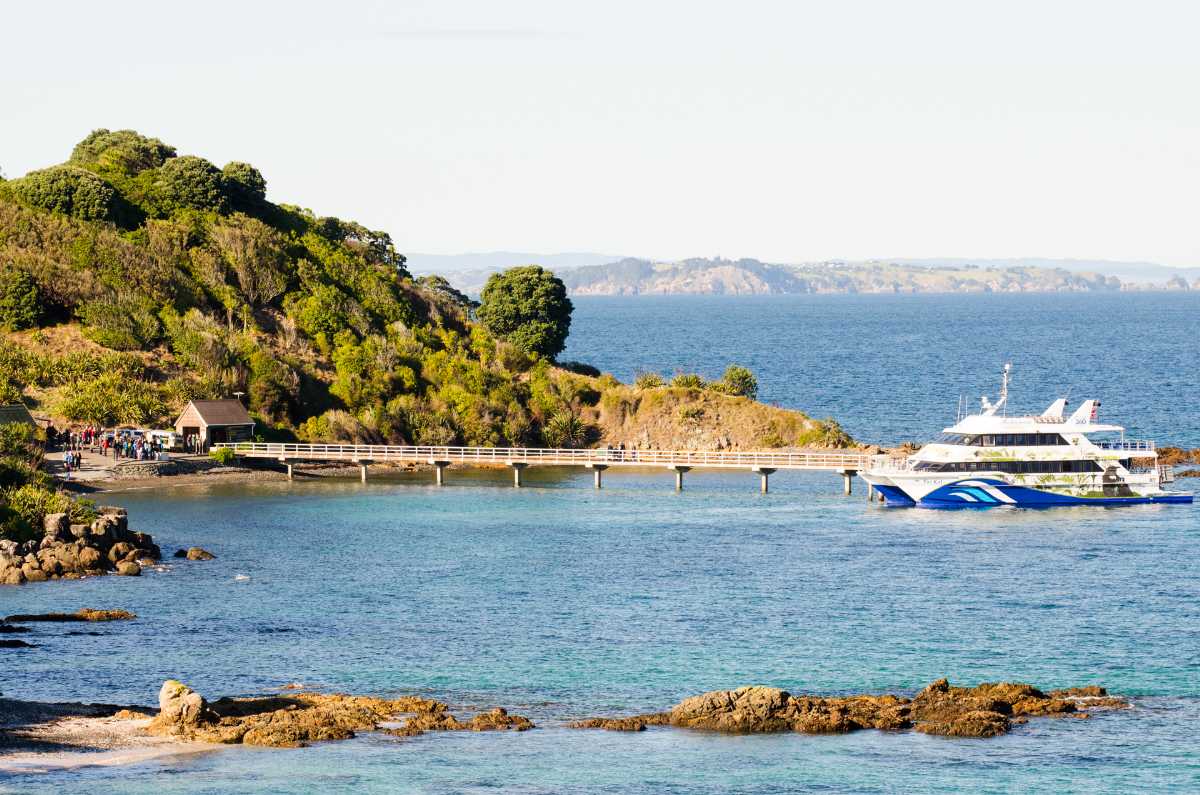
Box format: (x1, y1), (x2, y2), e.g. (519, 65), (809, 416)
(563, 292), (1200, 448)
(2, 293), (1198, 793)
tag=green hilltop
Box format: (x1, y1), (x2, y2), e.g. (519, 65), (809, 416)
(0, 129), (850, 456)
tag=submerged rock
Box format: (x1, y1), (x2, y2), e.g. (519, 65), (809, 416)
(569, 679), (1127, 739)
(566, 715), (668, 732)
(3, 608), (136, 622)
(0, 639), (35, 648)
(185, 547), (216, 561)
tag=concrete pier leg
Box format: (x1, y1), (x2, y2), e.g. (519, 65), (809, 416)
(866, 482), (875, 502)
(360, 463), (368, 483)
(509, 462), (529, 487)
(753, 467), (777, 494)
(430, 460), (450, 486)
(841, 469), (857, 495)
(588, 464), (608, 489)
(670, 465), (692, 491)
(286, 463), (293, 480)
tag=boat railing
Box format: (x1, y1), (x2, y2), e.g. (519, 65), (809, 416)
(1159, 465), (1176, 484)
(1095, 440), (1156, 451)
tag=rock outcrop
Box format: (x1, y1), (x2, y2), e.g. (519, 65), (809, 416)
(569, 679), (1128, 739)
(0, 507), (161, 586)
(143, 681), (534, 748)
(4, 608), (136, 623)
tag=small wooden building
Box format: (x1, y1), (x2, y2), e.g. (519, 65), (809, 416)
(0, 403), (36, 427)
(175, 399), (255, 450)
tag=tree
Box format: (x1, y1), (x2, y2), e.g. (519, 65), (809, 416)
(209, 214), (290, 308)
(154, 155), (227, 213)
(70, 129), (176, 175)
(477, 266), (573, 359)
(8, 165), (118, 221)
(222, 161), (267, 211)
(0, 268), (41, 330)
(720, 364), (758, 399)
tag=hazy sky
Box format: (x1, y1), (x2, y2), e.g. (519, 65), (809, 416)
(3, 1), (1198, 265)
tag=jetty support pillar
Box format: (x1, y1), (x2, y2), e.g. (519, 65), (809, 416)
(753, 467), (777, 494)
(586, 463), (608, 489)
(430, 460), (450, 486)
(840, 469), (857, 495)
(508, 461), (529, 488)
(280, 458), (292, 480)
(866, 482), (875, 502)
(669, 465), (692, 491)
(355, 461), (371, 483)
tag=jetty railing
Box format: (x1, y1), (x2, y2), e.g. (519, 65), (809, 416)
(217, 442), (873, 470)
(213, 442), (878, 493)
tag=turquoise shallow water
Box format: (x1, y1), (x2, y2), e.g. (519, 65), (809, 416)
(2, 293), (1199, 792)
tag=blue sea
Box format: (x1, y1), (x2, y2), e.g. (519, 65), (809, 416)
(2, 293), (1198, 793)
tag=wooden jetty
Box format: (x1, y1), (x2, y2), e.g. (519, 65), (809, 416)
(214, 442), (881, 494)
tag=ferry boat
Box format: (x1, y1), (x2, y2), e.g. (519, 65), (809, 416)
(862, 365), (1193, 508)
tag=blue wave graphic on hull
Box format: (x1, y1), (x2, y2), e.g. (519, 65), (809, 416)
(876, 479), (1193, 508)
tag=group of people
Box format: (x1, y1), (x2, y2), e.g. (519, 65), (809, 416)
(183, 433), (205, 454)
(108, 434), (160, 461)
(61, 448), (84, 479)
(57, 425), (101, 451)
(51, 425), (170, 471)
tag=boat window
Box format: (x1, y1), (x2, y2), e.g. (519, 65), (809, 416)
(921, 460), (1103, 474)
(969, 433), (1067, 447)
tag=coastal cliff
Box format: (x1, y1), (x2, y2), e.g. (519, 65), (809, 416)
(559, 257), (1133, 296)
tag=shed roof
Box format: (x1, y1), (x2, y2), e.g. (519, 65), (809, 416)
(0, 403), (35, 426)
(185, 399), (254, 426)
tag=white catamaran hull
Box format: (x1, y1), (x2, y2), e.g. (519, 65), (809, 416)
(863, 472), (1191, 507)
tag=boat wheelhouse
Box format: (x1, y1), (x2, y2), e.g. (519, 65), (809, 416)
(862, 364), (1193, 508)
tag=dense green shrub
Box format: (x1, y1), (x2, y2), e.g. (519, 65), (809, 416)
(248, 350), (298, 422)
(288, 284), (353, 342)
(670, 372), (706, 389)
(209, 447), (236, 465)
(718, 364), (758, 399)
(70, 129), (176, 175)
(9, 165), (118, 221)
(80, 296), (163, 350)
(154, 156), (227, 213)
(542, 410), (587, 448)
(0, 267), (41, 330)
(221, 161), (267, 210)
(477, 266), (573, 359)
(55, 371), (167, 425)
(635, 372), (665, 389)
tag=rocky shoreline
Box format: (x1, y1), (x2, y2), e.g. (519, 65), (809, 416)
(0, 508), (161, 585)
(0, 676), (1129, 770)
(568, 679), (1129, 739)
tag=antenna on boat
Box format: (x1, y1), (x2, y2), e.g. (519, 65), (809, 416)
(980, 362), (1012, 416)
(999, 362), (1011, 417)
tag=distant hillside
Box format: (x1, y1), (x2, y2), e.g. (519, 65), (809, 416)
(888, 258), (1200, 286)
(434, 254), (1200, 296)
(557, 258), (1137, 296)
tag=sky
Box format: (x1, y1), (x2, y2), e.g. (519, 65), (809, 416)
(2, 0), (1198, 266)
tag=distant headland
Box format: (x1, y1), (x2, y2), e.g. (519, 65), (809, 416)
(410, 254), (1200, 297)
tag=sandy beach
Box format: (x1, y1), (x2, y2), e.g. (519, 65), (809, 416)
(0, 699), (219, 773)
